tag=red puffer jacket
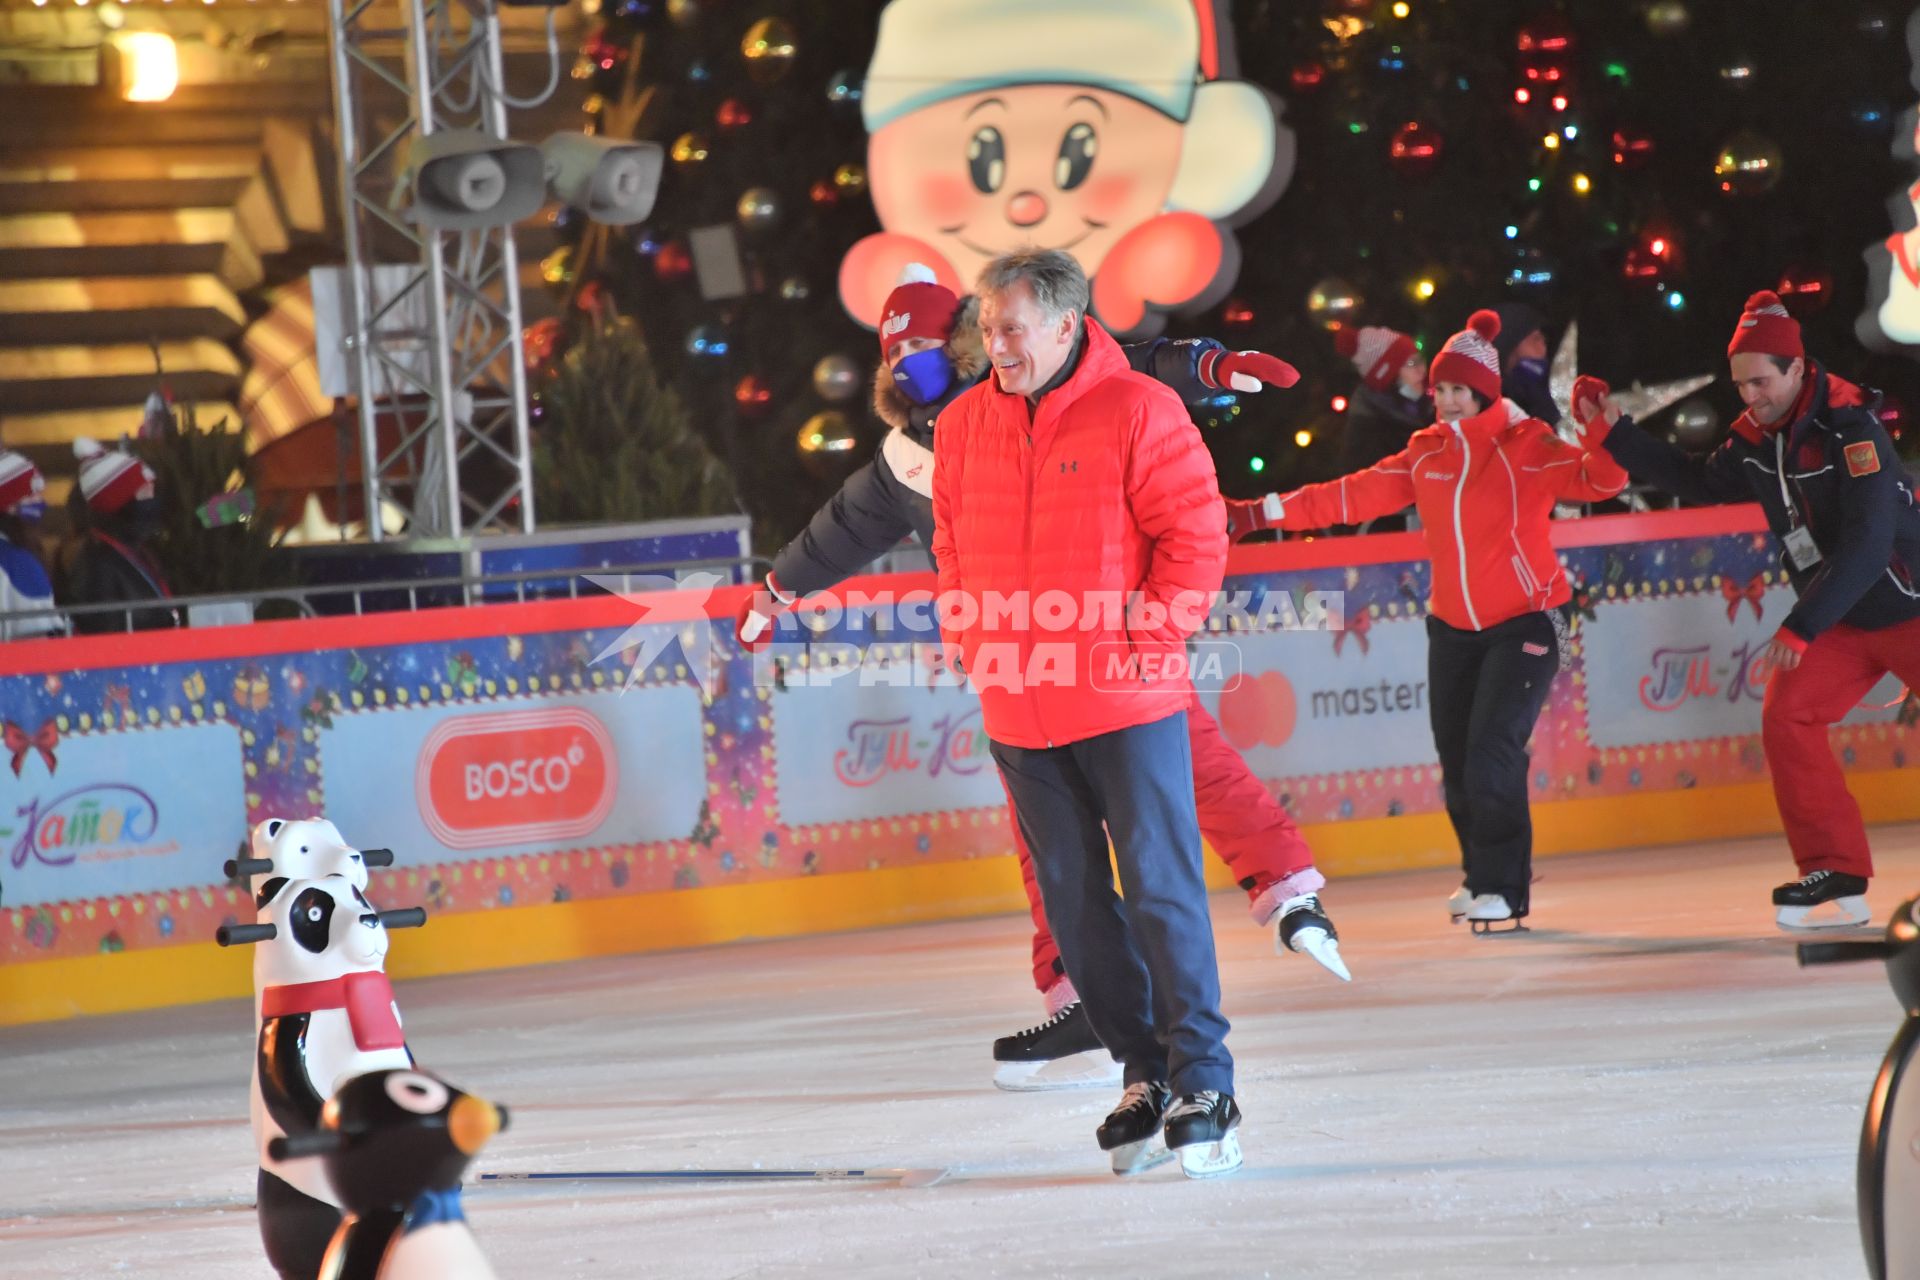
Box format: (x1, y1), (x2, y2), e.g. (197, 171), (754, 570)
(931, 319), (1227, 749)
(1277, 400), (1628, 631)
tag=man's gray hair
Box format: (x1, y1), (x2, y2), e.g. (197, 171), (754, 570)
(976, 249), (1090, 324)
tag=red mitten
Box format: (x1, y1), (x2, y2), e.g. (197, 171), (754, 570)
(837, 234), (961, 329)
(1200, 349), (1302, 392)
(1090, 212), (1226, 336)
(1572, 375), (1613, 436)
(1224, 494), (1285, 543)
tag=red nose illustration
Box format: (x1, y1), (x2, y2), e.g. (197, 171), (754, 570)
(1006, 191), (1049, 227)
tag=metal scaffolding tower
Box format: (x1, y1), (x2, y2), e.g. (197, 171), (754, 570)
(325, 0), (536, 539)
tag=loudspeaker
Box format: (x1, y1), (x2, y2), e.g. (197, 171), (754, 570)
(401, 130), (546, 231)
(541, 134), (663, 226)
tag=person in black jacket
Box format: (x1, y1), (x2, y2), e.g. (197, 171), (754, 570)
(1494, 302), (1560, 426)
(1575, 290), (1920, 932)
(61, 439), (179, 635)
(1332, 323), (1429, 475)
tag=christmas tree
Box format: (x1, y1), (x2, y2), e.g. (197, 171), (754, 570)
(538, 0), (1914, 548)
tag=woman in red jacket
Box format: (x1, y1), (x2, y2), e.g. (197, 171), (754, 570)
(1236, 310), (1628, 930)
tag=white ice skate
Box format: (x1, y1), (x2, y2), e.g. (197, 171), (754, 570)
(1464, 893), (1527, 936)
(1275, 893), (1352, 982)
(1446, 885), (1473, 923)
(1773, 870), (1872, 933)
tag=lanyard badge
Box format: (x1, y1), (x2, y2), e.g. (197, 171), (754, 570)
(1775, 433), (1824, 571)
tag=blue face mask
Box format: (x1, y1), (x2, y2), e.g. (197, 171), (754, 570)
(892, 348), (955, 405)
(1513, 357), (1548, 381)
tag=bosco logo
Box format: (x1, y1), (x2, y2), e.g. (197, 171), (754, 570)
(417, 708), (617, 850)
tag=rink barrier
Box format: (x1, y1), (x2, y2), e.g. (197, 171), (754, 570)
(4, 503), (1918, 1024)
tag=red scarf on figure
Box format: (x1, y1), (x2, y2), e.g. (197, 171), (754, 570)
(261, 972), (405, 1050)
(91, 530), (173, 598)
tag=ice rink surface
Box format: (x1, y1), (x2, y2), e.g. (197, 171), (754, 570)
(4, 826), (1917, 1279)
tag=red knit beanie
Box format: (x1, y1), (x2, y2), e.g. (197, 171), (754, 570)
(1428, 309), (1503, 405)
(1727, 289), (1804, 361)
(878, 263), (962, 357)
(0, 449), (45, 515)
(1334, 324), (1418, 393)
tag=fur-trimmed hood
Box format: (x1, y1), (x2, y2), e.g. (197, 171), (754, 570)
(871, 295), (990, 432)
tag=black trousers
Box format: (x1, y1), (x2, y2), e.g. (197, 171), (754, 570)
(1426, 611), (1560, 914)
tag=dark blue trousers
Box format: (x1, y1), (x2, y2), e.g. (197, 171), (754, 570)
(990, 711), (1233, 1097)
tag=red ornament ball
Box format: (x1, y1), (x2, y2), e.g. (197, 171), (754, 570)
(809, 179), (839, 206)
(734, 374), (773, 418)
(715, 97), (753, 130)
(1610, 126), (1655, 169)
(1221, 298), (1255, 328)
(654, 240), (693, 281)
(1289, 61), (1326, 94)
(1776, 264), (1834, 317)
(1515, 14), (1575, 55)
(1388, 121), (1444, 178)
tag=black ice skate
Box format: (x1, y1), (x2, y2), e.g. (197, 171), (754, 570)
(991, 1001), (1120, 1092)
(1773, 870), (1872, 933)
(1276, 893), (1352, 981)
(1462, 892), (1528, 936)
(1096, 1080), (1175, 1176)
(1164, 1091), (1242, 1179)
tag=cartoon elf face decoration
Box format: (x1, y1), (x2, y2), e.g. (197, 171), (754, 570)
(841, 0), (1293, 338)
(869, 85), (1187, 283)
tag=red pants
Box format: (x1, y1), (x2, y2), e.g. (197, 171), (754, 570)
(1012, 692), (1317, 994)
(1762, 617), (1920, 880)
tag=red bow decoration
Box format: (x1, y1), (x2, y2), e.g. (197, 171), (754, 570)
(1333, 608), (1373, 656)
(4, 719), (59, 777)
(1721, 574), (1765, 622)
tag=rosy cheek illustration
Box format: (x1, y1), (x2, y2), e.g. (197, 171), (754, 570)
(841, 0), (1294, 338)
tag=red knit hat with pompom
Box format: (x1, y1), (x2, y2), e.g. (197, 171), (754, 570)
(1428, 309), (1503, 405)
(1727, 289), (1804, 361)
(1334, 324), (1418, 393)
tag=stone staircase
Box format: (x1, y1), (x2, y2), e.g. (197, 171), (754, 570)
(0, 12), (575, 513)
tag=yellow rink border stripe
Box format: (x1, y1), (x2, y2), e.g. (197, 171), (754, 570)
(6, 768), (1916, 1026)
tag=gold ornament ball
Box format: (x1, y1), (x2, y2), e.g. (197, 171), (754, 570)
(833, 163), (868, 195)
(1643, 1), (1690, 36)
(796, 410), (858, 475)
(812, 354), (863, 402)
(741, 17), (798, 84)
(1713, 129), (1782, 196)
(1305, 277), (1363, 329)
(736, 186), (782, 232)
(671, 132), (711, 166)
(667, 0), (700, 27)
(540, 246), (574, 287)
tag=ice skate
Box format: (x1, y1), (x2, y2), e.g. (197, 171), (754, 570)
(1095, 1081), (1175, 1176)
(1163, 1091), (1242, 1179)
(1275, 893), (1351, 981)
(1446, 885), (1473, 923)
(1464, 893), (1528, 935)
(992, 1002), (1121, 1092)
(1772, 870), (1872, 933)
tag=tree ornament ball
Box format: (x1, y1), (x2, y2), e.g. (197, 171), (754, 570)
(686, 325), (731, 360)
(540, 246), (574, 287)
(812, 354), (863, 403)
(809, 179), (839, 206)
(734, 374), (773, 418)
(1305, 278), (1363, 329)
(833, 163), (868, 195)
(654, 241), (693, 282)
(1610, 125), (1655, 169)
(736, 187), (782, 232)
(1643, 1), (1690, 36)
(671, 132), (711, 167)
(1669, 399), (1720, 450)
(1222, 298), (1255, 328)
(778, 276), (812, 303)
(666, 0), (698, 28)
(1289, 61), (1326, 94)
(716, 97), (754, 131)
(1712, 129), (1782, 196)
(741, 17), (797, 85)
(825, 70), (863, 116)
(1387, 120), (1444, 178)
(797, 411), (859, 475)
(1776, 264), (1834, 316)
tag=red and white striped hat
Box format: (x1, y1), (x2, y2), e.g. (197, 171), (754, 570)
(1727, 289), (1804, 361)
(0, 448), (45, 515)
(1334, 324), (1418, 393)
(1427, 309), (1503, 405)
(74, 438), (155, 515)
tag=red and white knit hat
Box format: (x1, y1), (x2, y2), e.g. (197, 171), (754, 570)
(1428, 309), (1503, 405)
(1334, 324), (1418, 393)
(0, 448), (45, 515)
(877, 263), (962, 357)
(74, 438), (155, 515)
(1727, 289), (1804, 361)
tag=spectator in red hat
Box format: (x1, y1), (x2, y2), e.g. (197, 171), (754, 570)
(1240, 309), (1630, 932)
(1333, 324), (1430, 478)
(1575, 289), (1920, 932)
(61, 439), (178, 635)
(0, 449), (63, 641)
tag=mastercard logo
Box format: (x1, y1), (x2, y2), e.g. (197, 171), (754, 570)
(1217, 670), (1296, 750)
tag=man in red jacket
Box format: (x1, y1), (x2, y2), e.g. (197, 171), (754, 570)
(932, 249), (1241, 1179)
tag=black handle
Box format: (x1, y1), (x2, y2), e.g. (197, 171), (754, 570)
(1796, 940), (1893, 966)
(268, 1131), (342, 1161)
(360, 848), (395, 867)
(225, 856), (275, 879)
(216, 922), (278, 946)
(361, 907), (427, 930)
